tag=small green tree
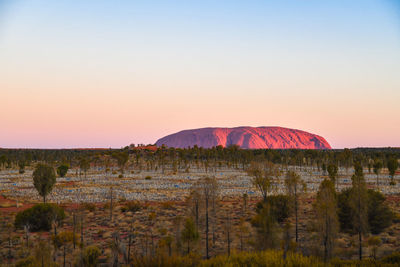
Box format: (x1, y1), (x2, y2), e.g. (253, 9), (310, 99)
(15, 203), (65, 232)
(247, 161), (279, 203)
(112, 151), (129, 175)
(315, 179), (339, 262)
(18, 160), (26, 174)
(57, 164), (69, 178)
(54, 231), (76, 267)
(368, 236), (381, 260)
(350, 163), (368, 260)
(285, 170), (306, 243)
(79, 158), (90, 178)
(368, 190), (394, 234)
(387, 158), (398, 185)
(33, 164), (56, 203)
(251, 202), (280, 250)
(82, 245), (101, 267)
(181, 217), (199, 254)
(327, 164), (338, 189)
(373, 159), (383, 187)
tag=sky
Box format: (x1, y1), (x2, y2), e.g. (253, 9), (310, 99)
(0, 0), (399, 149)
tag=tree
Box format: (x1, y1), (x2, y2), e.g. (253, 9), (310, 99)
(367, 190), (394, 234)
(112, 151), (129, 175)
(327, 164), (338, 189)
(368, 236), (381, 260)
(315, 179), (339, 262)
(18, 160), (26, 174)
(187, 189), (201, 228)
(338, 189), (394, 235)
(181, 217), (199, 254)
(83, 245), (101, 267)
(53, 231), (75, 267)
(350, 163), (368, 260)
(247, 161), (279, 203)
(251, 202), (280, 250)
(373, 160), (383, 187)
(79, 158), (90, 178)
(0, 155), (7, 169)
(15, 203), (65, 232)
(57, 164), (69, 178)
(285, 171), (306, 243)
(387, 158), (398, 185)
(33, 164), (56, 203)
(197, 176), (218, 259)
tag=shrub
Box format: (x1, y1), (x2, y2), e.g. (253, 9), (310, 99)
(337, 188), (353, 233)
(199, 250), (323, 267)
(338, 189), (394, 234)
(255, 195), (291, 223)
(368, 190), (394, 234)
(145, 176), (152, 180)
(121, 201), (142, 213)
(162, 201), (174, 209)
(15, 257), (36, 267)
(381, 252), (400, 264)
(82, 245), (101, 267)
(82, 203), (96, 212)
(14, 203), (65, 231)
(118, 174), (123, 178)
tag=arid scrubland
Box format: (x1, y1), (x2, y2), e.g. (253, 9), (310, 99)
(0, 147), (400, 266)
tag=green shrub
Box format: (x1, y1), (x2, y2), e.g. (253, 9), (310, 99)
(338, 189), (394, 234)
(57, 163), (69, 177)
(15, 257), (36, 267)
(118, 174), (123, 178)
(255, 195), (291, 223)
(14, 203), (65, 231)
(121, 201), (142, 213)
(368, 190), (394, 234)
(200, 250), (323, 267)
(338, 188), (353, 233)
(145, 176), (152, 180)
(83, 245), (101, 267)
(381, 252), (400, 264)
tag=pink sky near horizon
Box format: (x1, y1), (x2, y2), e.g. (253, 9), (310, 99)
(1, 1), (399, 149)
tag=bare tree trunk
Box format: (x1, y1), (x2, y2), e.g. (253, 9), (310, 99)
(205, 197), (209, 259)
(80, 214), (84, 267)
(110, 187), (113, 222)
(295, 189), (298, 243)
(63, 245), (66, 267)
(73, 213), (76, 250)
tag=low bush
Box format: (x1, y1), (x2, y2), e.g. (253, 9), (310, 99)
(121, 201), (142, 213)
(14, 203), (65, 231)
(381, 252), (400, 264)
(255, 195), (291, 223)
(145, 176), (152, 180)
(83, 245), (101, 267)
(82, 202), (96, 212)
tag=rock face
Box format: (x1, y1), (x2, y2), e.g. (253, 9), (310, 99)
(156, 126), (331, 149)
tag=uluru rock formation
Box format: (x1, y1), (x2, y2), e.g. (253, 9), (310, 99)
(156, 127), (331, 149)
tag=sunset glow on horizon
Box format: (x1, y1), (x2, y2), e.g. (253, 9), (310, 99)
(1, 0), (399, 149)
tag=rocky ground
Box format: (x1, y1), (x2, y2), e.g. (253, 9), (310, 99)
(1, 166), (399, 203)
